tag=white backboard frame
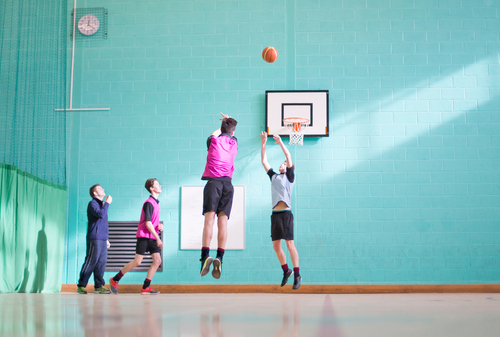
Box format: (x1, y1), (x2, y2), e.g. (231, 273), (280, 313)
(266, 90), (329, 137)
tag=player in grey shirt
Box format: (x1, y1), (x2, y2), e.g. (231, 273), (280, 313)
(260, 131), (301, 290)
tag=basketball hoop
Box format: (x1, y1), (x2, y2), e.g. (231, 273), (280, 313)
(283, 117), (309, 146)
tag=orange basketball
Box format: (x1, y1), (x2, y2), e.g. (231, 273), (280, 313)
(262, 46), (278, 63)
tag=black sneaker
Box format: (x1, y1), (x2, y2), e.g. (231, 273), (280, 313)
(212, 257), (222, 279)
(94, 287), (111, 294)
(292, 276), (301, 290)
(281, 269), (293, 287)
(200, 256), (213, 277)
(77, 286), (87, 294)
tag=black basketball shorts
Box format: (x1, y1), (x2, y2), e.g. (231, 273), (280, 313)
(271, 210), (294, 241)
(136, 237), (161, 255)
(202, 180), (234, 219)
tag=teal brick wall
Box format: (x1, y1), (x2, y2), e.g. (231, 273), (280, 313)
(65, 0), (500, 285)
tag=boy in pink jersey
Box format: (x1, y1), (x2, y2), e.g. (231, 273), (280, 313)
(109, 178), (163, 294)
(200, 113), (238, 279)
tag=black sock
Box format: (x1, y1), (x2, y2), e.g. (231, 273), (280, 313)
(143, 278), (151, 289)
(216, 248), (225, 261)
(113, 270), (124, 282)
(201, 247), (210, 259)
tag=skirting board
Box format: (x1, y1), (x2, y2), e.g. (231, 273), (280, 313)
(62, 284), (500, 294)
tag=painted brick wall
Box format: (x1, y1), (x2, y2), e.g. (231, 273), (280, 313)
(65, 0), (500, 285)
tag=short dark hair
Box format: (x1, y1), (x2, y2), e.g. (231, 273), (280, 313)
(220, 117), (238, 134)
(145, 178), (157, 193)
(89, 184), (100, 198)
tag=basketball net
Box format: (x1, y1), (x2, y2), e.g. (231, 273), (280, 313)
(283, 117), (309, 146)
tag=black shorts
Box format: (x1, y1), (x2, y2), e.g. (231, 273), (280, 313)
(271, 211), (294, 241)
(203, 180), (234, 219)
(136, 238), (161, 255)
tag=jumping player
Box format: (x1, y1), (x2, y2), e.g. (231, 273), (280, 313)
(260, 131), (301, 290)
(109, 178), (163, 294)
(200, 112), (238, 279)
(77, 184), (112, 294)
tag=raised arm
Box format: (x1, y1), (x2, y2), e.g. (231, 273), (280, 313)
(211, 112), (231, 136)
(273, 134), (293, 168)
(260, 131), (271, 172)
(88, 199), (110, 219)
(211, 129), (221, 137)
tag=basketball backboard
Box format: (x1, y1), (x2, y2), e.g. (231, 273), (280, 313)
(265, 90), (329, 137)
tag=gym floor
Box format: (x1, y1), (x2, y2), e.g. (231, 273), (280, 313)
(0, 293), (499, 337)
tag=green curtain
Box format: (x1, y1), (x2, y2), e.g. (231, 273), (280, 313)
(0, 0), (67, 292)
(0, 164), (66, 293)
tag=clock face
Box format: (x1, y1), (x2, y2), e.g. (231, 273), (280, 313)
(78, 14), (99, 36)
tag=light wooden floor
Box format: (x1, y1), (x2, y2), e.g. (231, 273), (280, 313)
(1, 293), (499, 337)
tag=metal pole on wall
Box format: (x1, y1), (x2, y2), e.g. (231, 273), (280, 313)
(70, 0), (76, 110)
(55, 0), (109, 112)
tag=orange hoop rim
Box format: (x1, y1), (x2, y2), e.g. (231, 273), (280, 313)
(283, 117), (309, 133)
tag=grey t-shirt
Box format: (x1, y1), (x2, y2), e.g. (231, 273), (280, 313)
(267, 165), (295, 208)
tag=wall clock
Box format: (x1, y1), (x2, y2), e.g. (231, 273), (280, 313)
(78, 14), (99, 36)
(72, 8), (108, 40)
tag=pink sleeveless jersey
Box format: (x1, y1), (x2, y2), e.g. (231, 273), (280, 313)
(202, 135), (238, 179)
(136, 196), (160, 239)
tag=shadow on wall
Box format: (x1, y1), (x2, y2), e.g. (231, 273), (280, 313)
(32, 216), (48, 293)
(17, 216), (48, 293)
(17, 251), (30, 293)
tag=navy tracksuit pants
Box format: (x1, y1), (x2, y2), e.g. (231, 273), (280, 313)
(77, 240), (108, 288)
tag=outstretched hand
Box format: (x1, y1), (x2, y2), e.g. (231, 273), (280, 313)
(219, 112), (230, 120)
(273, 134), (283, 144)
(260, 131), (268, 144)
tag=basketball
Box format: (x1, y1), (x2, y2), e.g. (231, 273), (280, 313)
(262, 46), (278, 63)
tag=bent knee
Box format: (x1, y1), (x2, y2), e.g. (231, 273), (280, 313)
(152, 254), (162, 265)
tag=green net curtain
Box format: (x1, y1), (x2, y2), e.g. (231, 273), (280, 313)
(0, 0), (67, 185)
(0, 1), (67, 292)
